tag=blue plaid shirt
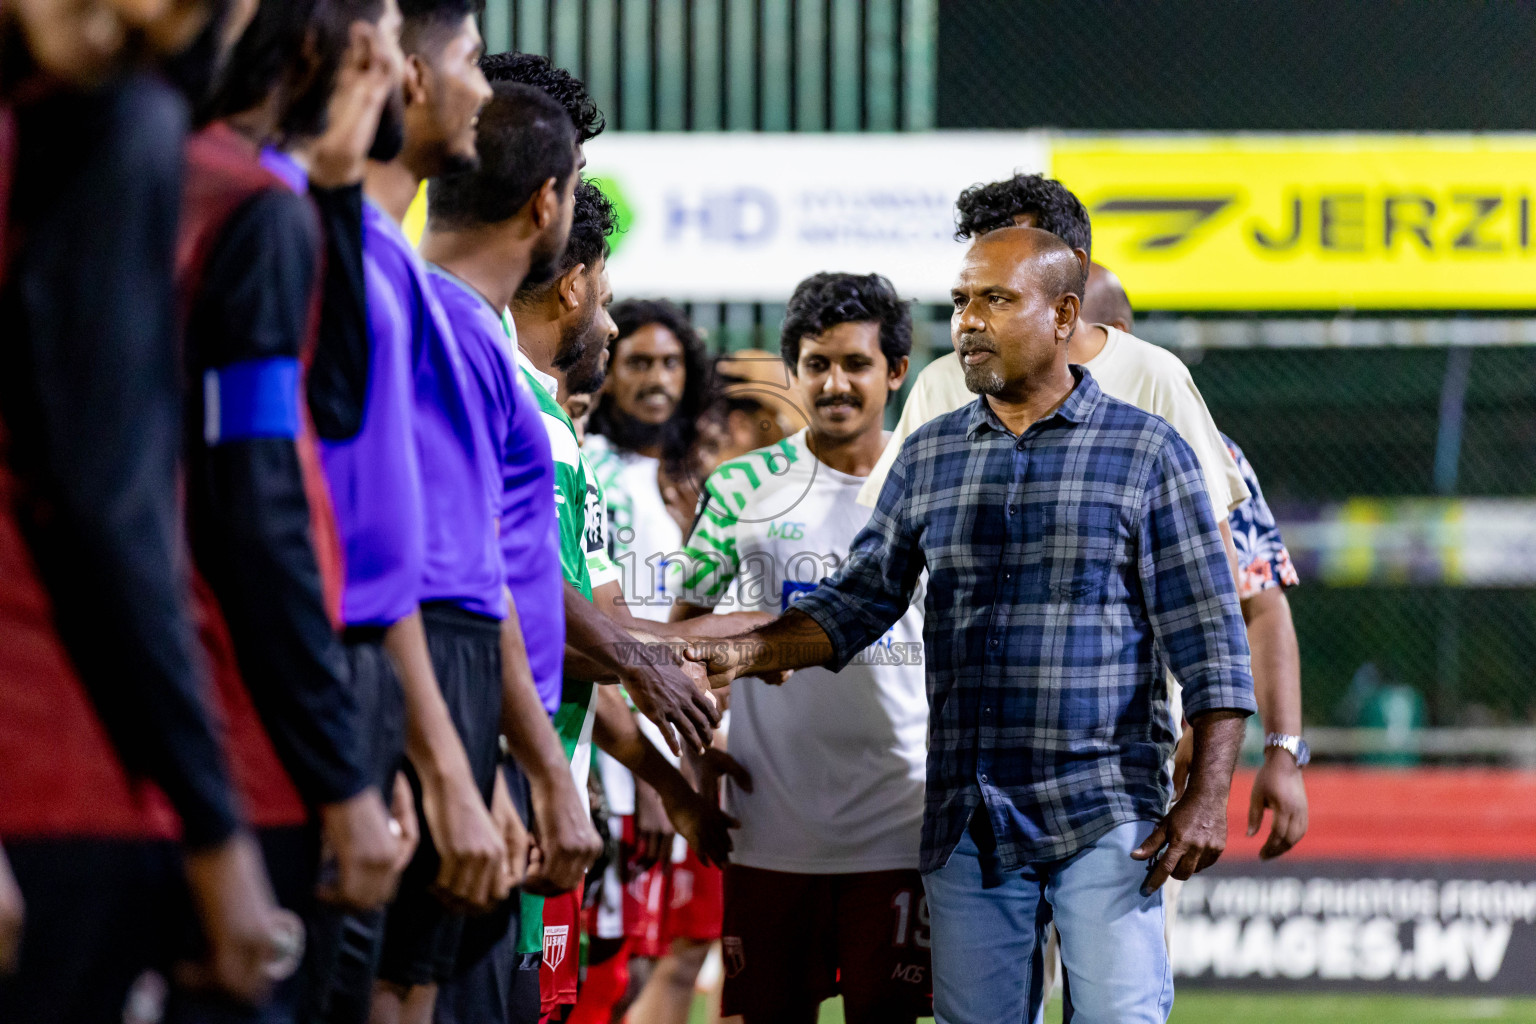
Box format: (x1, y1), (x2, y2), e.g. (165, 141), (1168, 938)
(793, 367), (1255, 874)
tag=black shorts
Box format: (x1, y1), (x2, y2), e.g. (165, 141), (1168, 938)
(303, 633), (408, 1024)
(0, 838), (180, 1024)
(342, 630), (408, 794)
(377, 603), (504, 989)
(435, 763), (535, 1023)
(720, 864), (933, 1024)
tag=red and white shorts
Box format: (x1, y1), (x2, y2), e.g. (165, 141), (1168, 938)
(621, 819), (723, 959)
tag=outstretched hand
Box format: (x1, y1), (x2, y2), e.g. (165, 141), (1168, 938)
(628, 780), (676, 873)
(697, 747), (753, 808)
(622, 634), (721, 756)
(682, 640), (744, 691)
(661, 786), (740, 869)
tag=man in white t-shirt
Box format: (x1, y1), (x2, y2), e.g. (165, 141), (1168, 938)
(668, 272), (931, 1024)
(582, 299), (725, 1024)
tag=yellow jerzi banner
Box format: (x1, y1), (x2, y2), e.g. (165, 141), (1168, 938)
(1050, 135), (1536, 311)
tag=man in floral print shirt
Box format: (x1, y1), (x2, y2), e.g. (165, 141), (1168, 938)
(1225, 435), (1300, 601)
(1221, 433), (1307, 860)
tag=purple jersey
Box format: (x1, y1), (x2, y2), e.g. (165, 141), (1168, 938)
(358, 214), (504, 620)
(427, 269), (565, 714)
(259, 147), (308, 194)
(316, 201), (429, 626)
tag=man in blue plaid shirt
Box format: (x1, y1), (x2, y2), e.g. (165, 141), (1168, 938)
(691, 227), (1255, 1022)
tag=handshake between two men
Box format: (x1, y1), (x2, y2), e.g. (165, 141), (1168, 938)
(654, 606), (1245, 901)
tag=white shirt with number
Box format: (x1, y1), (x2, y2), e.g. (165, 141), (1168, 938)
(668, 429), (927, 874)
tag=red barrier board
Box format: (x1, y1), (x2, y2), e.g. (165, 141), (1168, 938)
(1174, 769), (1536, 993)
(1222, 767), (1536, 862)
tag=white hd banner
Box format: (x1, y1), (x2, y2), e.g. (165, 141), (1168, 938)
(582, 132), (1050, 303)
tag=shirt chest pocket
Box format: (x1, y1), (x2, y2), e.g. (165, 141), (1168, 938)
(1041, 503), (1121, 602)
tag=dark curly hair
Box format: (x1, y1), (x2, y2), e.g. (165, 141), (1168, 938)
(780, 272), (912, 370)
(479, 52), (606, 142)
(587, 300), (715, 479)
(954, 173), (1092, 257)
(513, 179), (619, 304)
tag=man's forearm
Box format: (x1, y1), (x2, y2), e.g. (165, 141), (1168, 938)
(719, 609), (835, 676)
(562, 644), (621, 683)
(383, 610), (475, 786)
(1184, 709), (1248, 797)
(562, 582), (638, 680)
(661, 605), (777, 639)
(499, 595), (572, 787)
(1243, 588), (1303, 736)
(592, 688), (690, 806)
(560, 583), (699, 680)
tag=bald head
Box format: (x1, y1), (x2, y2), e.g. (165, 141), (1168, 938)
(1082, 262), (1134, 333)
(951, 225), (1086, 401)
(968, 225), (1087, 304)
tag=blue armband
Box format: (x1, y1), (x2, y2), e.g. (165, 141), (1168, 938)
(203, 357), (301, 446)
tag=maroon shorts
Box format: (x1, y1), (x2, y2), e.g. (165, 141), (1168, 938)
(720, 864), (933, 1024)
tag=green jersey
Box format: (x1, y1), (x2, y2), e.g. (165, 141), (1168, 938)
(515, 358), (604, 762)
(505, 311), (615, 954)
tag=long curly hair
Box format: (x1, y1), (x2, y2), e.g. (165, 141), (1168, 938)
(587, 300), (715, 480)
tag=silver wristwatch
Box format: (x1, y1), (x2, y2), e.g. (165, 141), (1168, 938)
(1264, 733), (1310, 767)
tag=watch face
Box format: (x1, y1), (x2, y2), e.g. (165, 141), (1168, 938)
(1295, 738), (1311, 767)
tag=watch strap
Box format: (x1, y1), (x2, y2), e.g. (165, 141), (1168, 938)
(1264, 732), (1307, 765)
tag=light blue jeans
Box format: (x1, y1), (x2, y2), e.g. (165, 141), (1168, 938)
(922, 820), (1173, 1024)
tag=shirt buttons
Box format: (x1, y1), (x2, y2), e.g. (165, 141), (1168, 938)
(979, 773), (989, 783)
(984, 706), (994, 715)
(988, 637), (1000, 648)
(1008, 504), (1018, 515)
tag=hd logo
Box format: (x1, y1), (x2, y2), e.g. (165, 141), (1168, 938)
(1052, 135), (1536, 311)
